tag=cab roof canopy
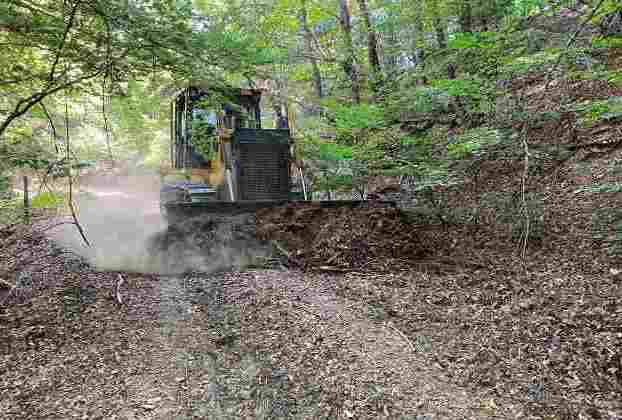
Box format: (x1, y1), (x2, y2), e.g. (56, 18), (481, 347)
(172, 83), (263, 109)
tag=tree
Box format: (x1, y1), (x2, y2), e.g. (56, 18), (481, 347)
(430, 0), (447, 48)
(458, 0), (473, 33)
(338, 0), (362, 104)
(357, 0), (383, 101)
(300, 0), (325, 100)
(0, 0), (272, 140)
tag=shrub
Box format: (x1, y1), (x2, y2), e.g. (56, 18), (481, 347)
(574, 97), (622, 127)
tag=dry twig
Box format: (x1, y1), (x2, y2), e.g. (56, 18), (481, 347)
(386, 321), (415, 353)
(64, 99), (90, 247)
(115, 274), (125, 305)
(0, 278), (15, 289)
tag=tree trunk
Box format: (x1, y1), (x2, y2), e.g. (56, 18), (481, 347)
(23, 176), (30, 222)
(338, 0), (361, 104)
(271, 84), (289, 129)
(356, 0), (383, 101)
(300, 0), (324, 100)
(459, 1), (473, 33)
(429, 0), (447, 49)
(383, 22), (399, 72)
(433, 15), (446, 48)
(447, 63), (456, 80)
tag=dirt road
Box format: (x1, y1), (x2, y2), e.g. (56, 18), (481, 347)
(0, 187), (516, 419)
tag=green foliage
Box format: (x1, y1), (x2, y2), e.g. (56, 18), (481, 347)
(527, 144), (573, 176)
(443, 31), (509, 79)
(591, 0), (622, 26)
(31, 192), (64, 210)
(430, 78), (487, 99)
(142, 132), (170, 169)
(481, 191), (546, 242)
(317, 142), (353, 161)
(387, 85), (451, 117)
(591, 36), (622, 49)
(574, 97), (622, 127)
(297, 135), (356, 193)
(191, 120), (218, 161)
(447, 128), (502, 159)
(531, 111), (563, 127)
(0, 131), (53, 171)
(510, 0), (546, 17)
(574, 183), (622, 194)
(313, 172), (355, 193)
(111, 80), (169, 156)
(0, 198), (26, 226)
(333, 104), (388, 144)
(448, 32), (498, 50)
(590, 206), (622, 255)
(570, 69), (622, 87)
(0, 174), (9, 193)
(502, 49), (562, 75)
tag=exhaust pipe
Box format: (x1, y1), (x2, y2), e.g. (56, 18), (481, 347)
(226, 169), (235, 202)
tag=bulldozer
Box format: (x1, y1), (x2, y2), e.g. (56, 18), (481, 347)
(159, 85), (393, 224)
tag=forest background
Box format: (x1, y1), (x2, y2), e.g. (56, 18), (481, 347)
(1, 0), (620, 210)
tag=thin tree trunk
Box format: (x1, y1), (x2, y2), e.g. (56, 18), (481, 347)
(300, 0), (324, 101)
(459, 1), (473, 33)
(357, 0), (383, 101)
(383, 19), (398, 72)
(432, 1), (447, 50)
(338, 0), (361, 104)
(102, 82), (115, 164)
(434, 19), (446, 48)
(413, 0), (425, 69)
(23, 176), (30, 223)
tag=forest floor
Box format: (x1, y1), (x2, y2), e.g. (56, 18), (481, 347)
(1, 178), (621, 420)
(5, 67), (622, 419)
(0, 189), (511, 420)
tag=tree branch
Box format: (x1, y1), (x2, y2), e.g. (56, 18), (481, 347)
(0, 69), (104, 139)
(39, 101), (60, 154)
(64, 99), (90, 247)
(49, 0), (82, 82)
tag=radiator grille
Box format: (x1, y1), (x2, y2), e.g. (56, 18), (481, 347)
(238, 143), (290, 200)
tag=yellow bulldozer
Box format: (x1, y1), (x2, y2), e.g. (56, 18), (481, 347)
(159, 85), (393, 224)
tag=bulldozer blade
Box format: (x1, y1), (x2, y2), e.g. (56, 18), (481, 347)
(162, 200), (396, 225)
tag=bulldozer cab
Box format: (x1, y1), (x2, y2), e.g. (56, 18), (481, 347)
(169, 86), (263, 171)
(161, 85), (292, 221)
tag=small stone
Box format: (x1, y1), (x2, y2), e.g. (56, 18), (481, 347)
(528, 383), (545, 401)
(206, 382), (224, 401)
(544, 336), (561, 352)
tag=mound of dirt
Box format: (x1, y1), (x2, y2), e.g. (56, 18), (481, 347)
(256, 203), (435, 271)
(148, 214), (272, 274)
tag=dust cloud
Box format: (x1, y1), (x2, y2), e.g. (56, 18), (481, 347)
(48, 175), (270, 275)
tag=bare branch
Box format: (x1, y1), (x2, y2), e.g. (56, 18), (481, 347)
(115, 274), (125, 305)
(0, 69), (104, 138)
(544, 0), (607, 90)
(64, 100), (90, 247)
(49, 0), (82, 82)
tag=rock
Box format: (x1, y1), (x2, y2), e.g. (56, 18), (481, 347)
(527, 383), (545, 401)
(601, 10), (622, 36)
(206, 382), (224, 401)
